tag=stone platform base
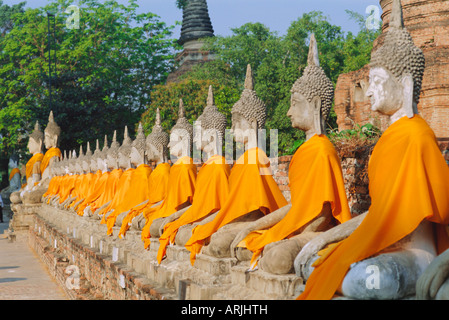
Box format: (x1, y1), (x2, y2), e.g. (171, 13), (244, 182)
(29, 204), (303, 300)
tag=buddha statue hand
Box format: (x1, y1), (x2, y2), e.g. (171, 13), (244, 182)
(416, 248), (449, 300)
(294, 212), (367, 279)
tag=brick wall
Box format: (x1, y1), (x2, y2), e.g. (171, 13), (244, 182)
(28, 214), (175, 300)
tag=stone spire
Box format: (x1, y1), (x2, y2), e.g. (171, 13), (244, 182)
(389, 0), (404, 29)
(179, 0), (214, 45)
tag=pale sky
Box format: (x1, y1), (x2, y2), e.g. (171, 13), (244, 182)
(4, 0), (382, 38)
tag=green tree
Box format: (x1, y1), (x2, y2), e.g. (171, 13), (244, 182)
(0, 0), (180, 162)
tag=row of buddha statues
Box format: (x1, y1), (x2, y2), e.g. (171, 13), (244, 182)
(9, 0), (449, 300)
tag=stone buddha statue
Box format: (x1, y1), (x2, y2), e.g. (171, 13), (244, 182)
(21, 112), (62, 204)
(1, 155), (21, 205)
(155, 85), (231, 263)
(140, 100), (197, 249)
(10, 121), (45, 204)
(129, 108), (171, 233)
(297, 0), (449, 300)
(229, 34), (351, 275)
(184, 65), (287, 264)
(41, 111), (62, 181)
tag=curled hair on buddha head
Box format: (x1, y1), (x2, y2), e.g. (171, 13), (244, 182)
(171, 99), (194, 147)
(30, 121), (44, 146)
(231, 64), (266, 129)
(133, 122), (147, 159)
(370, 0), (425, 104)
(146, 108), (169, 160)
(291, 33), (334, 121)
(45, 111), (61, 143)
(197, 85), (227, 147)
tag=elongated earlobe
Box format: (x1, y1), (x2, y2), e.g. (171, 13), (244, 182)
(312, 96), (324, 136)
(401, 74), (416, 118)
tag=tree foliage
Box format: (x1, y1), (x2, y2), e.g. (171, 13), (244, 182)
(0, 0), (180, 160)
(177, 11), (380, 155)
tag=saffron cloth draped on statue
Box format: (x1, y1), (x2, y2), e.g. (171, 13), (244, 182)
(40, 147), (62, 174)
(118, 162), (171, 239)
(141, 156), (197, 249)
(240, 135), (352, 269)
(298, 115), (449, 300)
(157, 155), (231, 264)
(185, 148), (288, 265)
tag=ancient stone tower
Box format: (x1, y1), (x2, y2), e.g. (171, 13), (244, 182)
(167, 0), (215, 83)
(334, 0), (449, 147)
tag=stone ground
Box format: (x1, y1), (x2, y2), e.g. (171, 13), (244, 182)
(0, 208), (67, 300)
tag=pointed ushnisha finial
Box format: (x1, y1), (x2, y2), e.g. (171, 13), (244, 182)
(112, 130), (117, 143)
(64, 150), (67, 160)
(179, 99), (185, 119)
(49, 110), (54, 122)
(307, 33), (320, 67)
(124, 126), (129, 140)
(96, 139), (100, 152)
(104, 135), (108, 149)
(86, 141), (91, 153)
(207, 85), (215, 107)
(155, 108), (161, 127)
(34, 121), (40, 131)
(79, 145), (84, 157)
(137, 122), (144, 134)
(244, 64), (254, 91)
(390, 0), (404, 29)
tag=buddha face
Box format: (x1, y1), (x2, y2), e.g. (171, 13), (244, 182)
(97, 157), (107, 172)
(146, 142), (161, 163)
(231, 113), (257, 145)
(27, 137), (42, 155)
(82, 160), (90, 173)
(90, 158), (98, 172)
(288, 92), (314, 131)
(107, 153), (118, 170)
(8, 157), (18, 169)
(130, 146), (144, 167)
(44, 132), (57, 149)
(168, 129), (190, 158)
(118, 152), (130, 169)
(366, 67), (403, 116)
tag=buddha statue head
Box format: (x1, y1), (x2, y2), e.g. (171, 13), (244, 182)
(82, 142), (92, 173)
(287, 33), (334, 140)
(118, 126), (132, 169)
(194, 85), (227, 160)
(91, 140), (101, 172)
(44, 111), (61, 150)
(168, 99), (193, 159)
(75, 146), (84, 174)
(28, 121), (44, 155)
(231, 64), (266, 148)
(146, 108), (169, 164)
(130, 123), (146, 167)
(98, 135), (109, 172)
(366, 0), (425, 123)
(107, 131), (120, 170)
(68, 150), (77, 175)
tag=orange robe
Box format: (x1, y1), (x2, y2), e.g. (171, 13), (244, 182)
(58, 174), (78, 204)
(26, 153), (44, 180)
(9, 168), (20, 181)
(240, 135), (352, 269)
(298, 115), (449, 300)
(43, 175), (63, 201)
(141, 156), (197, 249)
(40, 147), (62, 174)
(157, 155), (231, 263)
(69, 172), (99, 211)
(118, 162), (171, 239)
(90, 168), (123, 214)
(185, 148), (288, 265)
(76, 171), (110, 216)
(103, 164), (153, 236)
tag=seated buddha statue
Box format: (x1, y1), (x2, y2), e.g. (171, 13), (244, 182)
(184, 64), (288, 265)
(10, 121), (45, 204)
(155, 85), (231, 263)
(297, 0), (449, 300)
(140, 99), (197, 249)
(21, 111), (62, 204)
(120, 108), (171, 238)
(230, 34), (352, 275)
